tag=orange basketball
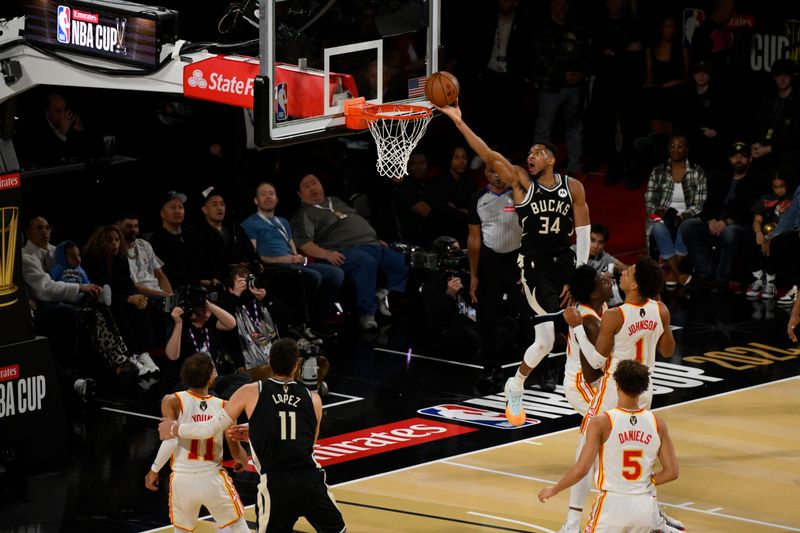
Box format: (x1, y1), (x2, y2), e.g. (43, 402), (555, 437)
(425, 71), (460, 107)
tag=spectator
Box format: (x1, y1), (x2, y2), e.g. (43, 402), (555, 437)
(187, 187), (260, 289)
(18, 93), (101, 167)
(82, 225), (159, 375)
(420, 238), (485, 366)
(764, 183), (800, 307)
(676, 60), (729, 175)
(645, 133), (706, 287)
(586, 0), (643, 182)
(690, 0), (736, 84)
(432, 145), (478, 245)
(164, 290), (249, 398)
(747, 173), (792, 299)
(48, 241), (91, 289)
(533, 0), (590, 175)
(292, 173), (409, 330)
(241, 182), (343, 335)
(21, 217), (104, 398)
(750, 59), (800, 179)
(640, 15), (689, 147)
(579, 223), (628, 305)
(117, 213), (173, 298)
(147, 191), (190, 290)
(681, 141), (760, 291)
(392, 151), (447, 246)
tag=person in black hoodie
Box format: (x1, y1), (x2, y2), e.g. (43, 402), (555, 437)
(680, 141), (761, 290)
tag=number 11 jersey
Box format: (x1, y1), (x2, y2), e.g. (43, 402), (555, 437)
(249, 378), (318, 475)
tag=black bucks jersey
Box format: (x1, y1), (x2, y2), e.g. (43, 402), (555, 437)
(249, 378), (318, 474)
(516, 173), (574, 257)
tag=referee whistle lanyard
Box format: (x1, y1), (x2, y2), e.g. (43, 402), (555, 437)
(188, 326), (211, 355)
(258, 212), (290, 243)
(314, 198), (348, 219)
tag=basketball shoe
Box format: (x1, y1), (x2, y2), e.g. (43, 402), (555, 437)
(746, 270), (765, 298)
(762, 274), (777, 299)
(557, 521), (580, 533)
(778, 285), (798, 306)
(657, 507), (685, 531)
(504, 378), (526, 426)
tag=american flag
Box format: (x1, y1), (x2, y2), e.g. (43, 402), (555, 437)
(407, 76), (428, 98)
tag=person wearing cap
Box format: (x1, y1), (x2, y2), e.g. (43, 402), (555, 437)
(146, 191), (190, 290)
(187, 187), (260, 289)
(291, 174), (408, 330)
(677, 60), (728, 174)
(751, 58), (800, 176)
(680, 141), (760, 291)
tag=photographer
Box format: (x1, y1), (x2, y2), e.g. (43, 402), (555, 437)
(218, 266), (292, 376)
(420, 237), (483, 365)
(165, 288), (248, 398)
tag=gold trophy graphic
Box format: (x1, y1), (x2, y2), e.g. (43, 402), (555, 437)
(0, 206), (19, 308)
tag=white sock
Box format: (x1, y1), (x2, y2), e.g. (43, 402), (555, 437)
(512, 369), (526, 389)
(566, 507), (583, 526)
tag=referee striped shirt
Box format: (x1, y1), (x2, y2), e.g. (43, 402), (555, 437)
(468, 186), (522, 253)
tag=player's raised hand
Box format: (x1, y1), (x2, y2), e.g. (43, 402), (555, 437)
(433, 100), (461, 121)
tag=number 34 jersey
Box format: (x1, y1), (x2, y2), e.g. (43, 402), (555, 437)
(597, 407), (661, 495)
(171, 390), (226, 474)
(516, 173), (574, 258)
(249, 378), (318, 475)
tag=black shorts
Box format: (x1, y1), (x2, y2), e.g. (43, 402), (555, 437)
(519, 249), (576, 316)
(257, 468), (345, 533)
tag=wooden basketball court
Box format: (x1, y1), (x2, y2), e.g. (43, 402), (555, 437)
(146, 376), (800, 533)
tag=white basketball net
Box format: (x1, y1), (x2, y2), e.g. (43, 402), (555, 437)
(364, 105), (432, 181)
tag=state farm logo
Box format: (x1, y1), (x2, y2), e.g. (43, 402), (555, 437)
(313, 418), (476, 466)
(187, 69), (208, 89)
(0, 365), (19, 383)
(183, 56), (259, 108)
(186, 68), (253, 96)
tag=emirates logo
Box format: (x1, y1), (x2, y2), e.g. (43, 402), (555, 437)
(187, 69), (208, 89)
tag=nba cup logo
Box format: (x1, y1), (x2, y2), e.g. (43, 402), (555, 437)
(115, 17), (127, 54)
(276, 82), (288, 122)
(57, 5), (71, 44)
(0, 206), (19, 308)
(785, 20), (800, 62)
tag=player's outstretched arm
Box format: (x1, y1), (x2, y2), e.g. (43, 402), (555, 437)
(579, 315), (604, 383)
(653, 416), (679, 485)
(158, 383), (258, 440)
(538, 414), (609, 502)
(434, 102), (525, 188)
(656, 302), (676, 358)
(569, 306), (621, 369)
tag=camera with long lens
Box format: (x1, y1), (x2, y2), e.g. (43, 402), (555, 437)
(245, 274), (264, 291)
(153, 286), (218, 313)
(406, 245), (469, 274)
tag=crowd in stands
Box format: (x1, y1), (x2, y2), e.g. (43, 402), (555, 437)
(10, 0), (800, 403)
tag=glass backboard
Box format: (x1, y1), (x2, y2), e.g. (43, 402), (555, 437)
(256, 0), (439, 145)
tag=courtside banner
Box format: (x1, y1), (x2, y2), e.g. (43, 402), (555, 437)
(313, 418), (476, 466)
(183, 55), (259, 108)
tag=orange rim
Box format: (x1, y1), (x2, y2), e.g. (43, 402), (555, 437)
(362, 104), (432, 121)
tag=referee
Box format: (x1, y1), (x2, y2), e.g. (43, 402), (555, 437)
(467, 164), (524, 389)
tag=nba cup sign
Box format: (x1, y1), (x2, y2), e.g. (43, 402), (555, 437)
(56, 5), (125, 54)
(183, 56), (260, 108)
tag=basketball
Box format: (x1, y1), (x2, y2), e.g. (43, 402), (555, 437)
(425, 71), (460, 107)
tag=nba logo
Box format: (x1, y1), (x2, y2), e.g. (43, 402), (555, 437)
(57, 5), (71, 44)
(276, 82), (288, 122)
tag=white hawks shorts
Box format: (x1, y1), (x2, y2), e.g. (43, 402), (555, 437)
(169, 469), (244, 531)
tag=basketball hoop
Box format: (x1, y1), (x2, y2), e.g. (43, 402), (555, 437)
(357, 103), (433, 181)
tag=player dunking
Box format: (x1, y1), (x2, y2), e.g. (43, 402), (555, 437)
(565, 258), (685, 532)
(145, 353), (249, 533)
(436, 102), (591, 425)
(538, 360), (680, 532)
(158, 339), (346, 533)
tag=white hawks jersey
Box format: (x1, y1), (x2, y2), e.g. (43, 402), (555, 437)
(581, 299), (664, 433)
(171, 390), (226, 474)
(565, 303), (604, 407)
(596, 407), (660, 494)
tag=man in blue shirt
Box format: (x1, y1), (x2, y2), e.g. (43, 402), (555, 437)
(241, 182), (344, 334)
